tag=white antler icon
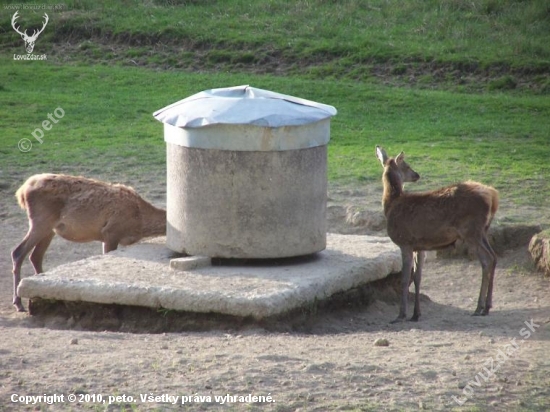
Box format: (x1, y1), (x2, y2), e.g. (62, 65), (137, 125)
(11, 11), (49, 54)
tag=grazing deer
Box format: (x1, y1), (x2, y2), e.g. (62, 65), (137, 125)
(11, 174), (166, 312)
(375, 146), (498, 322)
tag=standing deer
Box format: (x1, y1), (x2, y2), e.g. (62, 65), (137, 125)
(11, 174), (166, 312)
(11, 11), (49, 54)
(376, 146), (498, 322)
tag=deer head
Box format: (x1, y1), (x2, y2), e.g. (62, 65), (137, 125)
(11, 11), (49, 54)
(376, 146), (420, 184)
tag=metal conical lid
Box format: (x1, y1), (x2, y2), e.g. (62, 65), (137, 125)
(153, 85), (337, 128)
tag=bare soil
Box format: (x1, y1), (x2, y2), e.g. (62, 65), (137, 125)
(1, 180), (549, 412)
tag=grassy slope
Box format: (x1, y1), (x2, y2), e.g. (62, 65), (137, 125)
(2, 0), (549, 89)
(0, 0), (549, 208)
(1, 62), (548, 204)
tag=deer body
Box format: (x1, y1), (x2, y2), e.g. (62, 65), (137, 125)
(385, 182), (496, 250)
(11, 173), (166, 311)
(376, 146), (498, 322)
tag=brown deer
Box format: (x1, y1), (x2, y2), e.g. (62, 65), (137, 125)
(375, 146), (498, 323)
(11, 173), (166, 312)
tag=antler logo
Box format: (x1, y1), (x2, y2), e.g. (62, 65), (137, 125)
(11, 11), (49, 54)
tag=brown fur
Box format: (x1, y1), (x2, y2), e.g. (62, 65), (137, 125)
(11, 173), (166, 311)
(376, 146), (498, 322)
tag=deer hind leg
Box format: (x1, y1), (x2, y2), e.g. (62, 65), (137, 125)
(391, 247), (414, 323)
(482, 235), (497, 311)
(472, 234), (497, 316)
(29, 231), (55, 274)
(410, 250), (425, 322)
(12, 227), (54, 312)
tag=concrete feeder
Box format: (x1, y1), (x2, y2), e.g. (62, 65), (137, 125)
(153, 85), (337, 259)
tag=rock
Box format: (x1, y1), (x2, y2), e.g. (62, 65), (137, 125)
(70, 338), (78, 345)
(345, 206), (387, 232)
(170, 256), (211, 271)
(529, 230), (550, 277)
(374, 338), (390, 347)
(491, 225), (542, 254)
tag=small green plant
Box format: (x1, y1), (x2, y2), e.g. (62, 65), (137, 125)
(156, 307), (175, 317)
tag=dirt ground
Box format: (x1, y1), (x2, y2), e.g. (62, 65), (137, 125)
(1, 180), (549, 412)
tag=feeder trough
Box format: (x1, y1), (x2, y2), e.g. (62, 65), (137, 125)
(153, 85), (337, 258)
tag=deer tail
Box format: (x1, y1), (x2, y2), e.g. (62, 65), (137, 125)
(15, 185), (28, 210)
(489, 187), (499, 219)
(485, 186), (499, 230)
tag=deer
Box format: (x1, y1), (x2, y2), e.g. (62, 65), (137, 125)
(11, 173), (167, 312)
(375, 147), (422, 287)
(11, 11), (49, 54)
(375, 146), (498, 323)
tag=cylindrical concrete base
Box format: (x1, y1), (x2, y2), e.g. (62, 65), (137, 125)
(166, 144), (327, 258)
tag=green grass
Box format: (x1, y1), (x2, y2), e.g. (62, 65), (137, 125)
(2, 0), (549, 91)
(1, 60), (549, 207)
(0, 0), (549, 212)
(0, 3), (549, 410)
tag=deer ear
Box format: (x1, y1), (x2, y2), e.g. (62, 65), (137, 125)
(375, 146), (388, 166)
(395, 151), (405, 164)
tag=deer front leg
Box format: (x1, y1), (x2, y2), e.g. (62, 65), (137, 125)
(101, 223), (121, 254)
(12, 229), (50, 312)
(391, 247), (414, 323)
(410, 250), (425, 322)
(102, 240), (119, 254)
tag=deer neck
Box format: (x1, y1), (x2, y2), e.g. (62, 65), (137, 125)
(140, 201), (167, 237)
(382, 167), (403, 216)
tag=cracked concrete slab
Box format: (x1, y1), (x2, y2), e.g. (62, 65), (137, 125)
(18, 234), (401, 319)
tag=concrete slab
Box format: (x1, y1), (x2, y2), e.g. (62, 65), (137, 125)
(18, 234), (401, 319)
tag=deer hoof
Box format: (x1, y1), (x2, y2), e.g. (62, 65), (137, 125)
(409, 314), (420, 322)
(14, 302), (26, 312)
(390, 316), (407, 324)
(472, 309), (489, 316)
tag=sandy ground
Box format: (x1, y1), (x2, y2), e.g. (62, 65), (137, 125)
(1, 181), (549, 412)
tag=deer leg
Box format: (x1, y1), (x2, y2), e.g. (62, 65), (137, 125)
(473, 236), (496, 316)
(12, 227), (53, 312)
(409, 252), (417, 287)
(102, 241), (119, 254)
(101, 230), (120, 254)
(410, 250), (425, 322)
(29, 231), (55, 274)
(100, 212), (130, 255)
(482, 235), (497, 311)
(101, 223), (121, 254)
(392, 247), (414, 323)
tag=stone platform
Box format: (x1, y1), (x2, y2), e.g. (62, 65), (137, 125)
(18, 234), (401, 320)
